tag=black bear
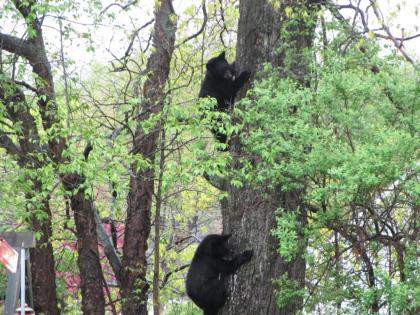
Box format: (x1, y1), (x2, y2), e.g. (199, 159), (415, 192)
(199, 52), (251, 146)
(186, 234), (253, 315)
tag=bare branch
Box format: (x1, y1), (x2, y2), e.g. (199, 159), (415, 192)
(369, 0), (414, 64)
(100, 0), (139, 16)
(123, 19), (155, 59)
(336, 3), (369, 32)
(160, 264), (189, 289)
(175, 0), (207, 48)
(331, 0), (417, 64)
(217, 0), (228, 47)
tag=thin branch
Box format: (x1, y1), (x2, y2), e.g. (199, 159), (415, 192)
(175, 0), (207, 48)
(336, 3), (369, 32)
(400, 33), (420, 41)
(100, 0), (139, 16)
(58, 18), (71, 129)
(159, 264), (189, 289)
(217, 0), (228, 47)
(369, 0), (414, 64)
(332, 0), (417, 64)
(123, 19), (155, 59)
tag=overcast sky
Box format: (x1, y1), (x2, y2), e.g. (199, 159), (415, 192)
(74, 0), (420, 67)
(1, 0), (419, 71)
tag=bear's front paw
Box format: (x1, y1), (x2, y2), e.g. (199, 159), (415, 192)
(240, 70), (251, 82)
(242, 250), (253, 261)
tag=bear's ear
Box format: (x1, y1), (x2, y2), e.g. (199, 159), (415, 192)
(217, 51), (226, 60)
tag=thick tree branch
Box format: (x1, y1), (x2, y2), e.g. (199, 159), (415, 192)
(13, 80), (38, 93)
(120, 0), (176, 313)
(0, 129), (21, 156)
(12, 0), (42, 34)
(93, 206), (122, 281)
(203, 172), (227, 191)
(12, 0), (34, 19)
(0, 33), (35, 61)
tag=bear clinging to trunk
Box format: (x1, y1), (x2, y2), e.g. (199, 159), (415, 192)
(199, 52), (251, 146)
(186, 234), (253, 315)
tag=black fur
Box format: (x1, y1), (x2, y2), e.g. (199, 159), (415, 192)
(186, 234), (253, 315)
(199, 52), (251, 145)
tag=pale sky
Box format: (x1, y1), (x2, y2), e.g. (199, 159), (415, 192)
(70, 0), (420, 70)
(0, 0), (419, 74)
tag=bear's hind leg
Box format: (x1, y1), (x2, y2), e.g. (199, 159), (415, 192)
(203, 308), (218, 315)
(196, 278), (227, 312)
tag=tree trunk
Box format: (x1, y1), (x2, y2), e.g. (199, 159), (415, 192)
(220, 187), (305, 315)
(62, 177), (106, 314)
(120, 1), (176, 314)
(29, 182), (60, 315)
(219, 1), (320, 314)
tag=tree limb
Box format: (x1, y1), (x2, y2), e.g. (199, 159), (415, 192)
(0, 33), (34, 61)
(331, 0), (416, 64)
(93, 206), (122, 282)
(160, 264), (189, 289)
(12, 0), (34, 19)
(0, 129), (21, 156)
(175, 0), (207, 48)
(203, 172), (228, 191)
(369, 0), (414, 64)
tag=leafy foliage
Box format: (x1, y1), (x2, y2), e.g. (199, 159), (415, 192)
(239, 46), (419, 313)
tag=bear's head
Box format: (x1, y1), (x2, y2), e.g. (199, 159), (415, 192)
(206, 52), (236, 81)
(197, 234), (233, 258)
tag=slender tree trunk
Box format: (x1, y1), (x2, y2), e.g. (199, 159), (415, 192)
(120, 1), (176, 314)
(29, 182), (59, 315)
(219, 1), (321, 314)
(29, 207), (59, 315)
(153, 128), (165, 315)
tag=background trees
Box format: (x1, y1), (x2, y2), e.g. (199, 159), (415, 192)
(0, 0), (418, 314)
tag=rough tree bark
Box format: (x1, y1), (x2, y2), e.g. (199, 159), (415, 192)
(1, 1), (106, 313)
(219, 1), (321, 315)
(119, 1), (176, 314)
(28, 189), (58, 315)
